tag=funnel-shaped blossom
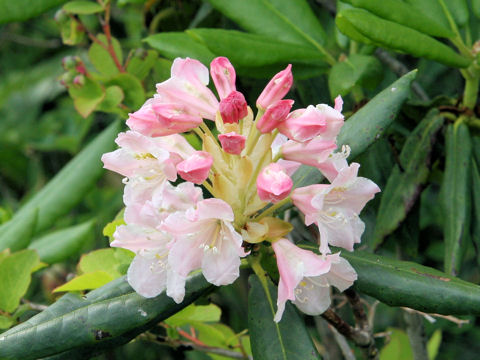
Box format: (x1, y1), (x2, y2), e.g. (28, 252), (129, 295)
(257, 163), (293, 203)
(271, 238), (333, 322)
(292, 163), (380, 253)
(176, 151), (213, 184)
(218, 132), (246, 155)
(256, 99), (294, 133)
(281, 137), (337, 168)
(162, 198), (247, 286)
(210, 57), (236, 100)
(219, 90), (248, 124)
(257, 64), (293, 109)
(156, 58), (219, 120)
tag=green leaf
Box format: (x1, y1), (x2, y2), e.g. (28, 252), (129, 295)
(88, 34), (123, 77)
(336, 9), (471, 68)
(102, 210), (125, 242)
(471, 153), (480, 265)
(0, 0), (68, 24)
(442, 122), (471, 275)
(28, 220), (95, 264)
(293, 70), (416, 188)
(96, 86), (124, 113)
(373, 109), (444, 247)
(0, 315), (14, 330)
(54, 271), (114, 292)
(165, 304), (221, 327)
(427, 329), (442, 360)
(144, 32), (216, 66)
(0, 120), (121, 243)
(379, 328), (413, 360)
(59, 17), (86, 46)
(78, 248), (133, 277)
(68, 77), (105, 118)
(0, 274), (212, 359)
(63, 1), (103, 14)
(473, 0), (480, 19)
(187, 29), (328, 67)
(342, 0), (454, 38)
(104, 73), (145, 110)
(126, 50), (158, 80)
(335, 249), (480, 315)
(404, 0), (449, 30)
(0, 249), (40, 313)
(248, 274), (319, 360)
(0, 208), (37, 252)
(328, 54), (382, 98)
(206, 0), (326, 47)
(445, 0), (469, 27)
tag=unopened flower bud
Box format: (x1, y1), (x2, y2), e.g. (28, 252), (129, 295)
(218, 132), (246, 155)
(62, 56), (76, 70)
(54, 9), (68, 24)
(59, 72), (74, 87)
(256, 64), (293, 109)
(210, 57), (236, 100)
(73, 75), (85, 87)
(219, 91), (248, 124)
(278, 105), (327, 142)
(256, 163), (293, 203)
(256, 99), (294, 133)
(177, 151), (213, 184)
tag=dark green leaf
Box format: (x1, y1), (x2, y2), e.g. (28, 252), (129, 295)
(104, 73), (145, 110)
(404, 0), (449, 30)
(336, 9), (471, 68)
(187, 29), (328, 67)
(328, 54), (382, 98)
(473, 0), (480, 19)
(0, 249), (40, 313)
(442, 122), (471, 275)
(342, 0), (454, 38)
(28, 220), (95, 264)
(126, 50), (158, 80)
(144, 32), (215, 66)
(293, 70), (416, 188)
(0, 274), (212, 359)
(248, 274), (319, 360)
(0, 121), (121, 241)
(63, 1), (103, 15)
(373, 109), (444, 247)
(445, 0), (469, 27)
(0, 208), (37, 252)
(472, 137), (480, 265)
(206, 0), (326, 47)
(0, 0), (67, 24)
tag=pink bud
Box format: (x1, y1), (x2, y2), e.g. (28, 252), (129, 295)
(210, 57), (236, 100)
(278, 105), (327, 142)
(256, 99), (294, 133)
(334, 95), (343, 112)
(256, 163), (293, 203)
(218, 132), (246, 155)
(73, 75), (85, 87)
(219, 91), (248, 124)
(256, 64), (293, 109)
(176, 151), (213, 184)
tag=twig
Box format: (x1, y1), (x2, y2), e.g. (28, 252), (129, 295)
(321, 309), (371, 347)
(314, 316), (344, 360)
(21, 299), (48, 311)
(403, 311), (429, 360)
(374, 49), (430, 102)
(101, 0), (125, 72)
(401, 307), (469, 327)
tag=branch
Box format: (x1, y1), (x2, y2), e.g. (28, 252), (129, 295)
(101, 0), (125, 72)
(403, 311), (429, 360)
(321, 309), (370, 347)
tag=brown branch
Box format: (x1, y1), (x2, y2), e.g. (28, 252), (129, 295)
(321, 309), (370, 347)
(101, 0), (125, 72)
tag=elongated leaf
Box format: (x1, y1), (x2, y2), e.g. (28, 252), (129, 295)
(472, 137), (480, 264)
(293, 70), (416, 188)
(301, 244), (480, 315)
(0, 121), (121, 244)
(0, 274), (212, 359)
(0, 208), (37, 252)
(206, 0), (326, 47)
(0, 0), (67, 24)
(373, 109), (444, 247)
(404, 0), (449, 30)
(342, 0), (454, 38)
(336, 9), (471, 68)
(187, 29), (327, 67)
(248, 274), (319, 360)
(445, 0), (469, 27)
(442, 122), (471, 275)
(144, 32), (216, 66)
(28, 220), (95, 264)
(63, 1), (103, 14)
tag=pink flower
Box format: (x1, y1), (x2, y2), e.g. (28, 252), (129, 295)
(281, 137), (337, 167)
(156, 58), (219, 120)
(256, 64), (293, 109)
(218, 132), (246, 155)
(256, 99), (294, 133)
(162, 198), (247, 286)
(271, 239), (332, 322)
(219, 90), (248, 124)
(292, 163), (380, 253)
(278, 105), (327, 142)
(210, 57), (236, 100)
(176, 151), (213, 184)
(256, 163), (293, 203)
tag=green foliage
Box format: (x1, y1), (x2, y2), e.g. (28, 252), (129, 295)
(248, 274), (319, 360)
(63, 1), (104, 15)
(379, 328), (413, 360)
(0, 0), (67, 24)
(88, 34), (123, 77)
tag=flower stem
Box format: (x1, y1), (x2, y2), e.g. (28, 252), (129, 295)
(254, 197), (292, 221)
(463, 74), (479, 110)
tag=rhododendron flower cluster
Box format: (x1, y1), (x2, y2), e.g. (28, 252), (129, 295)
(101, 57), (380, 322)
